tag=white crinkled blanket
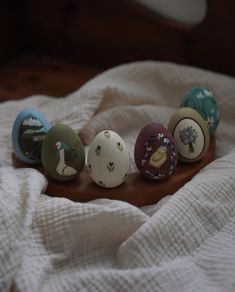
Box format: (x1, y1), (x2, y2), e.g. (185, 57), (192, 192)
(0, 61), (235, 292)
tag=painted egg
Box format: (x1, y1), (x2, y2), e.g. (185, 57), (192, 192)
(12, 108), (51, 164)
(41, 124), (85, 181)
(168, 107), (210, 163)
(134, 123), (178, 181)
(87, 130), (131, 188)
(180, 86), (220, 135)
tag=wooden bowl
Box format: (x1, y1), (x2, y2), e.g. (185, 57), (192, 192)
(12, 136), (215, 206)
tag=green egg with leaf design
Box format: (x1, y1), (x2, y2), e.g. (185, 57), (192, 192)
(41, 124), (85, 181)
(180, 86), (220, 135)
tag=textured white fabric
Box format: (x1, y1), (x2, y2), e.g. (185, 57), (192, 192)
(0, 61), (235, 292)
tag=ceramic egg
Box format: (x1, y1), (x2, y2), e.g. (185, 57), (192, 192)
(134, 123), (178, 181)
(87, 130), (130, 188)
(12, 108), (51, 164)
(168, 107), (210, 163)
(180, 86), (220, 135)
(41, 124), (85, 182)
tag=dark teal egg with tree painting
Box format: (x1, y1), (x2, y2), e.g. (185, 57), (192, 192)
(12, 108), (51, 164)
(180, 86), (220, 135)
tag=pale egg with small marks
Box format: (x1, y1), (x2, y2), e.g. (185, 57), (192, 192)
(87, 130), (131, 188)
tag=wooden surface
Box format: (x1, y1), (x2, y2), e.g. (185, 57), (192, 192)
(12, 137), (215, 207)
(0, 55), (101, 101)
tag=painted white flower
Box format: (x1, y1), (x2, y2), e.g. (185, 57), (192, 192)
(142, 159), (146, 166)
(195, 92), (204, 99)
(206, 116), (215, 128)
(23, 116), (42, 127)
(204, 89), (212, 96)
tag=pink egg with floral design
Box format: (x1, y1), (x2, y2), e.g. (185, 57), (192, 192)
(134, 123), (178, 181)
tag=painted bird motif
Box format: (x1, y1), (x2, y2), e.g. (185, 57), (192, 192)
(55, 141), (78, 176)
(149, 145), (167, 168)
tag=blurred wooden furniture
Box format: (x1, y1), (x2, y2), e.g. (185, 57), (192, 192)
(19, 0), (235, 75)
(0, 55), (101, 101)
(0, 0), (235, 94)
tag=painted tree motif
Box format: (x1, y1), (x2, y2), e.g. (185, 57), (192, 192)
(179, 126), (198, 153)
(19, 115), (47, 160)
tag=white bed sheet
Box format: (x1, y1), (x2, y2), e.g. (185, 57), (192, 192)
(0, 61), (235, 291)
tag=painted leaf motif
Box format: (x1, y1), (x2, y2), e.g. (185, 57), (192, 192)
(107, 162), (115, 172)
(88, 164), (92, 174)
(104, 131), (110, 138)
(116, 142), (123, 151)
(95, 145), (102, 156)
(98, 181), (106, 187)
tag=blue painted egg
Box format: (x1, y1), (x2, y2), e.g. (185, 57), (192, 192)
(12, 108), (51, 164)
(180, 86), (220, 135)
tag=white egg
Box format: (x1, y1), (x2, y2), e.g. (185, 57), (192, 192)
(87, 130), (131, 188)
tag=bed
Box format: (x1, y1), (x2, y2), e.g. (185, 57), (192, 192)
(0, 57), (235, 291)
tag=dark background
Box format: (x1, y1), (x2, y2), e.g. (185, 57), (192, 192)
(0, 0), (234, 100)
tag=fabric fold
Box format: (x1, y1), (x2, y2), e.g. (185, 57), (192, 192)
(0, 61), (235, 291)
